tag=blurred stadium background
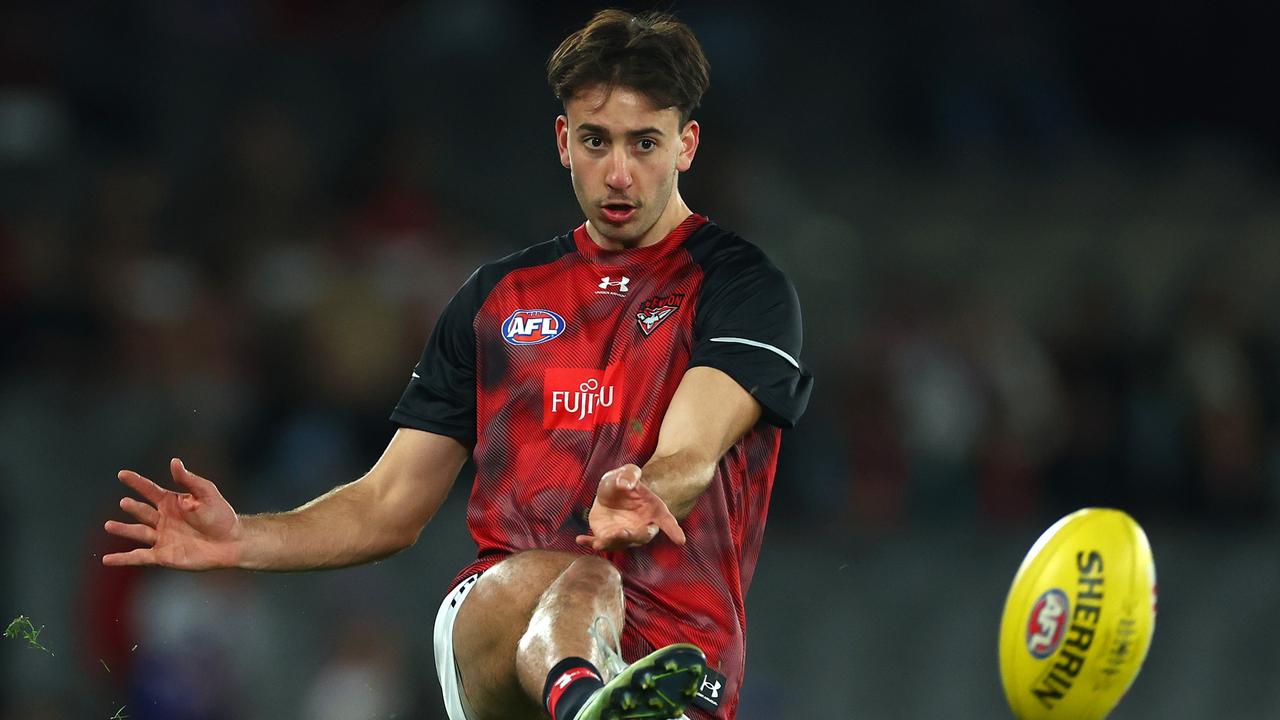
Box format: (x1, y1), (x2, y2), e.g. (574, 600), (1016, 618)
(2, 1), (1279, 718)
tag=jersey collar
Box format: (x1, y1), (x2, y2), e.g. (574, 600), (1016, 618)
(573, 213), (708, 267)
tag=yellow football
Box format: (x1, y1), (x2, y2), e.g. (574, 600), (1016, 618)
(999, 508), (1157, 719)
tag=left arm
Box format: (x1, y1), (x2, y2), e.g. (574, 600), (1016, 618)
(578, 237), (813, 552)
(641, 366), (760, 519)
(575, 366), (760, 551)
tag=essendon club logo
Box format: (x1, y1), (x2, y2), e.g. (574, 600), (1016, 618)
(635, 293), (683, 336)
(502, 309), (565, 346)
(1026, 589), (1069, 659)
(544, 366), (622, 429)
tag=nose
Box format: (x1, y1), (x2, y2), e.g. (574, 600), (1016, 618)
(605, 147), (632, 191)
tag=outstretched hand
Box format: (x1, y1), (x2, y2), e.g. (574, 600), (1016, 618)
(102, 458), (242, 570)
(575, 464), (686, 552)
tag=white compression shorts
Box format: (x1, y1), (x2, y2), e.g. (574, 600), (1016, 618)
(433, 570), (691, 720)
(433, 573), (481, 720)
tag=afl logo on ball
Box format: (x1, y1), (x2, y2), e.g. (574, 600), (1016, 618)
(502, 309), (565, 346)
(1026, 588), (1069, 659)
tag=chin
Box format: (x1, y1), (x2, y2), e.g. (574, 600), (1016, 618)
(595, 220), (645, 246)
(600, 233), (643, 249)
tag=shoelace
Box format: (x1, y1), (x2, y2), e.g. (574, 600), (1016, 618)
(588, 614), (629, 681)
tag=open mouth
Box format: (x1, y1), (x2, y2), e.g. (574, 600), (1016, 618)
(601, 203), (637, 223)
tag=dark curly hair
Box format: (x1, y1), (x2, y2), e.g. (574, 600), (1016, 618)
(547, 9), (711, 126)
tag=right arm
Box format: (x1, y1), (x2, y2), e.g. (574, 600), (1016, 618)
(109, 256), (487, 572)
(102, 427), (468, 571)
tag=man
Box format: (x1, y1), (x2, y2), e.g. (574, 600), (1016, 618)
(103, 9), (812, 720)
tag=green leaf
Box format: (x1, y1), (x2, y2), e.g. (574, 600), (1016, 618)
(4, 614), (52, 654)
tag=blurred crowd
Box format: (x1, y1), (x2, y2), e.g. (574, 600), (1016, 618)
(778, 160), (1280, 535)
(2, 1), (1278, 717)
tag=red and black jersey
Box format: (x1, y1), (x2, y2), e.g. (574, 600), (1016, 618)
(392, 214), (812, 719)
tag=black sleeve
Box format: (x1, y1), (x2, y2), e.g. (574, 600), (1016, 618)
(687, 243), (814, 428)
(390, 270), (482, 442)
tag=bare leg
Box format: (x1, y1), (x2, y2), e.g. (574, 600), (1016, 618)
(515, 555), (624, 701)
(451, 551), (623, 720)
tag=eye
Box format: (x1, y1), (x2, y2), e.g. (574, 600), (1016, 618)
(637, 138), (656, 151)
(584, 136), (604, 149)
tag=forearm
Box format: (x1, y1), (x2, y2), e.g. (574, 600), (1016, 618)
(237, 477), (418, 571)
(637, 367), (760, 521)
(641, 450), (717, 521)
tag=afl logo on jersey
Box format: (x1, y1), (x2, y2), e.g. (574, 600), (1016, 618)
(502, 309), (565, 346)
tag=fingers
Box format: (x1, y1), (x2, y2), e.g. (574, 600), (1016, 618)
(577, 529), (622, 551)
(625, 483), (685, 545)
(120, 496), (159, 526)
(630, 484), (685, 545)
(101, 548), (157, 567)
(104, 520), (158, 546)
(578, 534), (629, 551)
(117, 469), (167, 505)
(576, 525), (659, 552)
(615, 464), (641, 489)
(169, 458), (217, 500)
(656, 512), (686, 546)
(601, 464), (642, 491)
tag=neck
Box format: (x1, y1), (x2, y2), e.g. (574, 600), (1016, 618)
(586, 190), (692, 251)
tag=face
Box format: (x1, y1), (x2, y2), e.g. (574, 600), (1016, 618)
(556, 84), (699, 249)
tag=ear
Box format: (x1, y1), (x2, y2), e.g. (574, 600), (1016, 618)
(676, 119), (699, 172)
(555, 115), (571, 169)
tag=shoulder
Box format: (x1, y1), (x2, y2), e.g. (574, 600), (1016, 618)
(469, 233), (576, 290)
(684, 222), (796, 299)
(685, 222), (775, 270)
(438, 233), (575, 320)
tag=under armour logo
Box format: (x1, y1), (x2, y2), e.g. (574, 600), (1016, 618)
(692, 667), (727, 711)
(597, 276), (630, 294)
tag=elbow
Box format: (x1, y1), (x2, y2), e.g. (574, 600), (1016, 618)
(380, 520), (424, 555)
(363, 468), (443, 556)
(364, 527), (418, 562)
(397, 526), (424, 551)
(363, 497), (427, 558)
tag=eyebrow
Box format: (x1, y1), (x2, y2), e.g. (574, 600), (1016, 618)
(576, 123), (666, 138)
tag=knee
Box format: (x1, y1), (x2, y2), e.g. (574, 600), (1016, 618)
(560, 555), (622, 596)
(542, 556), (616, 599)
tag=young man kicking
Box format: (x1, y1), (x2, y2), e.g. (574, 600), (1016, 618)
(104, 9), (812, 719)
